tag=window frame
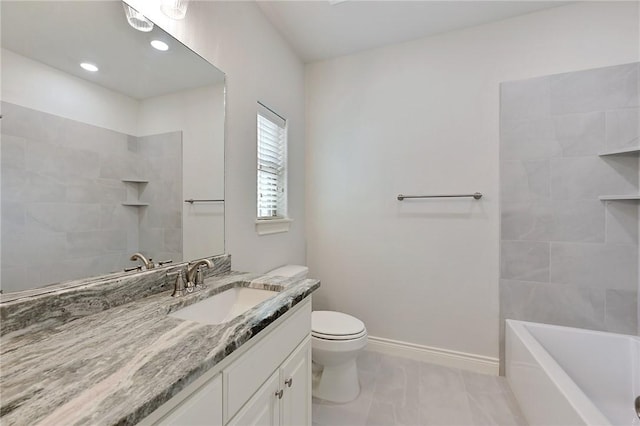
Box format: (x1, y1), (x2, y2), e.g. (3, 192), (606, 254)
(256, 102), (291, 235)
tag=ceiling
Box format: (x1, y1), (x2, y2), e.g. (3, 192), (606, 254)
(256, 1), (569, 63)
(1, 1), (224, 100)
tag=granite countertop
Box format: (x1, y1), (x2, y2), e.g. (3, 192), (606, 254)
(0, 272), (320, 426)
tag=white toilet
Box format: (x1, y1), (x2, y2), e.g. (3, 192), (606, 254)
(266, 265), (368, 403)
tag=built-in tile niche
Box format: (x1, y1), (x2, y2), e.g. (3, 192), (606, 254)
(0, 102), (183, 291)
(499, 62), (640, 366)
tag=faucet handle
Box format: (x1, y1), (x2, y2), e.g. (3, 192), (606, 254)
(171, 270), (187, 297)
(195, 266), (205, 287)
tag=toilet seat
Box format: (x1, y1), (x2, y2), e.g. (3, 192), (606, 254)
(312, 329), (367, 341)
(312, 311), (366, 341)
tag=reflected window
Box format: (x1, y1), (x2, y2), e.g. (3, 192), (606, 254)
(257, 102), (288, 220)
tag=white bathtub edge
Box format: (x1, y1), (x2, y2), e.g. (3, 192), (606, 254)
(505, 319), (611, 426)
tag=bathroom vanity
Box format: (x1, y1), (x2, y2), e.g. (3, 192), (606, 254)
(147, 302), (311, 426)
(0, 255), (319, 425)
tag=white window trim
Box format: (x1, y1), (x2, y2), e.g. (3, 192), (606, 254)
(255, 218), (293, 236)
(257, 102), (291, 235)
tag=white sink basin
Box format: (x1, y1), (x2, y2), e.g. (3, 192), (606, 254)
(169, 287), (279, 325)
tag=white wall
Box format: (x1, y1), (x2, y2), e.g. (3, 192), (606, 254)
(126, 0), (307, 273)
(306, 2), (640, 361)
(1, 48), (139, 135)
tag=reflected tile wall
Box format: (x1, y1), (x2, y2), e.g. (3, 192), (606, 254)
(0, 102), (183, 292)
(499, 63), (640, 369)
(138, 132), (183, 265)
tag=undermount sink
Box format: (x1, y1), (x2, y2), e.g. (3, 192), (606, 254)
(169, 287), (279, 325)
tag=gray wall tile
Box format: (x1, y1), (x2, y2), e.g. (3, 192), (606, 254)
(500, 63), (640, 364)
(605, 108), (640, 150)
(1, 135), (26, 169)
(553, 111), (605, 157)
(1, 229), (29, 267)
(605, 201), (639, 244)
(26, 203), (101, 233)
(501, 200), (552, 241)
(500, 119), (559, 161)
(500, 160), (549, 202)
(500, 241), (549, 282)
(500, 279), (606, 331)
(550, 242), (637, 290)
(549, 200), (605, 243)
(550, 156), (638, 200)
(25, 140), (100, 180)
(1, 103), (183, 291)
(550, 62), (639, 114)
(604, 289), (638, 334)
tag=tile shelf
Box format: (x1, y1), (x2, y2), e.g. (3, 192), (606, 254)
(121, 178), (149, 183)
(599, 195), (640, 201)
(598, 146), (640, 156)
(598, 146), (640, 201)
(122, 178), (149, 206)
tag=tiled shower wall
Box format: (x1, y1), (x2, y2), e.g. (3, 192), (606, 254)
(1, 102), (182, 292)
(499, 63), (640, 356)
(137, 132), (183, 265)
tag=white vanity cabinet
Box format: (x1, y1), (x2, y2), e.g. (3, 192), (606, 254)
(229, 337), (311, 426)
(147, 299), (312, 426)
(280, 337), (312, 426)
(157, 374), (223, 425)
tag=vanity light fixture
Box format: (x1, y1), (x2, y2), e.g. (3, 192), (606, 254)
(160, 0), (189, 20)
(150, 40), (169, 51)
(123, 3), (154, 32)
(80, 62), (99, 72)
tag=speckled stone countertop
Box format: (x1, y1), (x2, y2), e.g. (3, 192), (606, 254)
(0, 272), (320, 425)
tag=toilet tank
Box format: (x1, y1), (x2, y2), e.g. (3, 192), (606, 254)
(266, 265), (309, 280)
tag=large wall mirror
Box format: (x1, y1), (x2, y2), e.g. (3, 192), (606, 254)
(0, 1), (225, 294)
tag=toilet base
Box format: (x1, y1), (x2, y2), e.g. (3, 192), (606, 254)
(312, 359), (360, 403)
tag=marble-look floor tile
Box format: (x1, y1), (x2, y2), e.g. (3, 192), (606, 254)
(420, 391), (473, 426)
(467, 392), (527, 426)
(313, 351), (528, 426)
(357, 350), (383, 374)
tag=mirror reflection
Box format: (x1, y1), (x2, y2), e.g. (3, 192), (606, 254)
(1, 1), (225, 294)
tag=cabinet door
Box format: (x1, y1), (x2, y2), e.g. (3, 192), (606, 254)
(157, 374), (222, 426)
(228, 370), (280, 426)
(280, 337), (311, 426)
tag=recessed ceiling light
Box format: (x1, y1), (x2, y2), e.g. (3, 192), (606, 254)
(150, 40), (169, 51)
(80, 62), (99, 72)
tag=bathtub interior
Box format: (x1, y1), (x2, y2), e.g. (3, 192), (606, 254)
(524, 322), (640, 426)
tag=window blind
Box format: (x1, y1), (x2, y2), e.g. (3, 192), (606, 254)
(257, 103), (287, 219)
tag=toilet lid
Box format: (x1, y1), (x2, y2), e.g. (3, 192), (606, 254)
(312, 311), (365, 336)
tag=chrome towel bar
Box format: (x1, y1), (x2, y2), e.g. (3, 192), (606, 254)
(184, 199), (225, 204)
(397, 192), (482, 201)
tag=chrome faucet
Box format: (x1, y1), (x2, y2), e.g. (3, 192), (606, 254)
(187, 258), (214, 288)
(130, 252), (154, 270)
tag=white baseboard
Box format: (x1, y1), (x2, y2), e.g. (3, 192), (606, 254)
(366, 335), (499, 375)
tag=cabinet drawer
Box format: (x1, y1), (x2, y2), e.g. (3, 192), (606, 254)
(224, 301), (311, 422)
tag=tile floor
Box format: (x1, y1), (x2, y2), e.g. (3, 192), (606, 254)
(312, 351), (527, 426)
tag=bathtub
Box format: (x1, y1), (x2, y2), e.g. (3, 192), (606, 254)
(506, 320), (640, 426)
